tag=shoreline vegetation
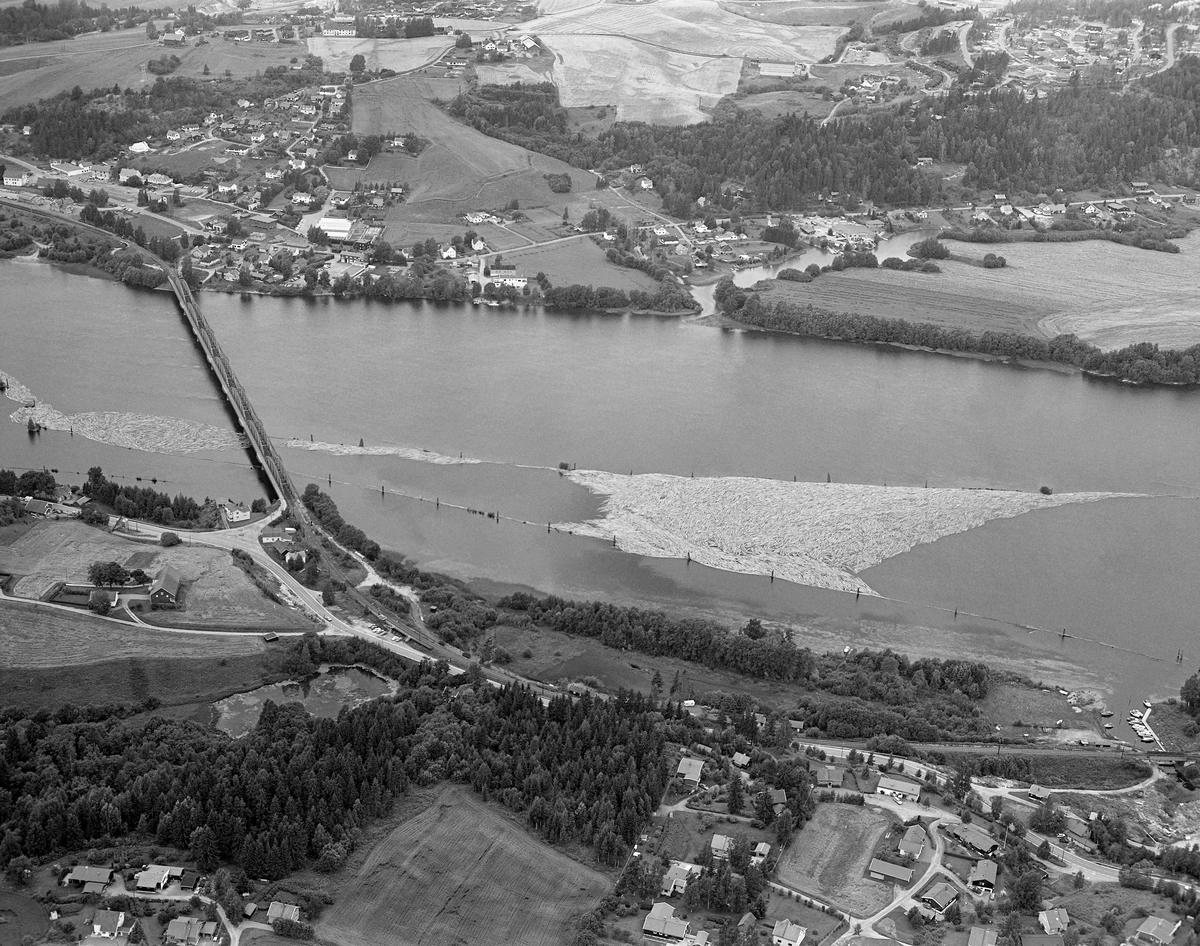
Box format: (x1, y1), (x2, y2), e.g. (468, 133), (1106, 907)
(713, 277), (1200, 387)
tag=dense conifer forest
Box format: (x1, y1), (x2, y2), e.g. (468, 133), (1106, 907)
(0, 635), (672, 877)
(448, 58), (1200, 209)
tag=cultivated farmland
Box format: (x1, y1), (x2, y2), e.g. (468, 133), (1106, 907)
(308, 35), (451, 72)
(546, 35), (742, 124)
(320, 786), (609, 946)
(774, 803), (895, 915)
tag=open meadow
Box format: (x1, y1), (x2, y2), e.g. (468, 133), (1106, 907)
(319, 786), (609, 946)
(529, 0), (844, 62)
(737, 88), (836, 119)
(308, 35), (451, 72)
(0, 892), (47, 946)
(757, 231), (1200, 348)
(545, 35), (742, 124)
(775, 803), (895, 915)
(720, 0), (887, 27)
(496, 237), (663, 291)
(0, 31), (299, 106)
(1, 520), (306, 628)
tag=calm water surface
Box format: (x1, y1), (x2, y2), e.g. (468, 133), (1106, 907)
(5, 252), (1198, 709)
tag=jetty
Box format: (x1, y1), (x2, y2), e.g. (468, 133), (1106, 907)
(164, 267), (293, 505)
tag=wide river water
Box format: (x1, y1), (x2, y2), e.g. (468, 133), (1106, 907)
(3, 238), (1199, 712)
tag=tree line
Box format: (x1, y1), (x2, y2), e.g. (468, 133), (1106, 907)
(715, 277), (1200, 386)
(0, 634), (671, 878)
(82, 466), (210, 524)
(0, 0), (167, 45)
(445, 59), (1200, 211)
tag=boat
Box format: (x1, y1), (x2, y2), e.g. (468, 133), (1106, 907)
(1104, 724), (1114, 729)
(1144, 700), (1153, 708)
(1101, 711), (1113, 718)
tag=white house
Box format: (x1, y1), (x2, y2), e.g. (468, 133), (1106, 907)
(223, 502), (252, 523)
(772, 919), (806, 946)
(644, 903), (691, 942)
(876, 776), (920, 802)
(3, 171), (32, 187)
(661, 863), (696, 897)
(129, 141), (151, 154)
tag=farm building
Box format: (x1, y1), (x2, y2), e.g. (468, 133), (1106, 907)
(969, 859), (998, 892)
(899, 824), (925, 857)
(268, 902), (301, 923)
(676, 757), (704, 785)
(759, 62), (796, 77)
(920, 882), (958, 915)
(1136, 918), (1182, 945)
(970, 929), (998, 946)
(150, 567), (184, 608)
(644, 902), (691, 942)
(65, 866), (113, 888)
(92, 910), (132, 938)
(772, 919), (806, 946)
(869, 858), (914, 884)
(876, 776), (920, 802)
(1039, 909), (1069, 934)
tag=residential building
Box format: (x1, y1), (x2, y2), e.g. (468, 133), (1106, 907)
(876, 776), (921, 802)
(816, 765), (841, 787)
(751, 842), (771, 866)
(732, 752), (750, 768)
(64, 866), (113, 888)
(969, 929), (998, 946)
(150, 567), (184, 608)
(676, 757), (703, 785)
(769, 788), (787, 815)
(644, 902), (691, 942)
(224, 502), (252, 523)
(869, 858), (914, 884)
(661, 863), (695, 897)
(1136, 917), (1182, 945)
(949, 823), (999, 856)
(970, 860), (998, 892)
(899, 825), (926, 858)
(135, 864), (181, 890)
(323, 17), (357, 36)
(92, 910), (130, 938)
(165, 917), (202, 946)
(1039, 909), (1069, 935)
(772, 919), (806, 946)
(3, 171), (32, 187)
(920, 882), (958, 915)
(710, 835), (732, 859)
(316, 217), (352, 242)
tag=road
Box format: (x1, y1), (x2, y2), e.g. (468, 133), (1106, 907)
(958, 22), (974, 68)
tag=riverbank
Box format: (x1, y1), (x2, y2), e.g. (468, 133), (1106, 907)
(553, 471), (1141, 595)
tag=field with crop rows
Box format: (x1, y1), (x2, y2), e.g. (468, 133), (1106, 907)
(308, 35), (450, 72)
(320, 786), (609, 946)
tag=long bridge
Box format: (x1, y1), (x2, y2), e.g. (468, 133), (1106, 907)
(163, 267), (295, 507)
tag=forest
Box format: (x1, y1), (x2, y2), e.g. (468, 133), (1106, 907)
(716, 277), (1200, 386)
(0, 0), (166, 44)
(81, 467), (214, 525)
(497, 593), (995, 741)
(447, 59), (1200, 210)
(0, 635), (673, 879)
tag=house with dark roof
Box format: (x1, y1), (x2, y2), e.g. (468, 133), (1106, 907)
(920, 882), (958, 915)
(150, 566), (184, 607)
(816, 765), (841, 787)
(869, 858), (914, 884)
(64, 865), (113, 887)
(769, 788), (788, 814)
(949, 823), (999, 856)
(970, 859), (998, 892)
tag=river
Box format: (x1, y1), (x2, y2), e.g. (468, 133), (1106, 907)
(3, 245), (1198, 712)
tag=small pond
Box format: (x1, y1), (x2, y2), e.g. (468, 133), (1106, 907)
(214, 665), (396, 738)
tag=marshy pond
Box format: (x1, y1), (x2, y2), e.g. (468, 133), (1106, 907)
(215, 666), (396, 738)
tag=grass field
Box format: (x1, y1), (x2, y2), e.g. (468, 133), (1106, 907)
(1150, 703), (1200, 753)
(545, 35), (742, 124)
(657, 809), (777, 864)
(353, 75), (604, 242)
(775, 803), (895, 915)
(0, 31), (298, 106)
(529, 0), (844, 62)
(978, 682), (1098, 735)
(0, 892), (47, 946)
(319, 786), (608, 946)
(737, 88), (835, 119)
(721, 0), (887, 27)
(0, 596), (268, 668)
(2, 521), (306, 627)
(496, 237), (662, 291)
(308, 35), (451, 72)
